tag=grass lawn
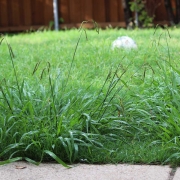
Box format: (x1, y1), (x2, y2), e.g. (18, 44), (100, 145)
(0, 27), (180, 167)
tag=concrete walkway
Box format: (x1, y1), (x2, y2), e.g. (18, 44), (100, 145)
(0, 161), (180, 180)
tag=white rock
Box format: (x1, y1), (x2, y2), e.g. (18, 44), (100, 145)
(112, 36), (137, 50)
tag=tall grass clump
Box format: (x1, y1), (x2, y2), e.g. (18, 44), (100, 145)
(0, 25), (133, 166)
(152, 28), (180, 166)
(1, 26), (180, 167)
(116, 27), (180, 166)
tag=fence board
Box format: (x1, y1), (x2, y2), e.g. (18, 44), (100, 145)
(59, 0), (70, 23)
(81, 0), (93, 21)
(105, 0), (111, 22)
(7, 0), (13, 26)
(31, 0), (44, 25)
(0, 0), (173, 32)
(118, 0), (124, 21)
(154, 0), (168, 21)
(31, 0), (37, 25)
(44, 0), (53, 25)
(0, 0), (8, 26)
(106, 0), (119, 22)
(69, 0), (82, 23)
(19, 0), (24, 25)
(22, 0), (32, 26)
(93, 0), (106, 22)
(12, 0), (21, 26)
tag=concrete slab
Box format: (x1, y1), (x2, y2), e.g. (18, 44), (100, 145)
(0, 162), (171, 180)
(173, 168), (180, 180)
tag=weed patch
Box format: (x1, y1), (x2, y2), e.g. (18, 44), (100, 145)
(1, 28), (180, 166)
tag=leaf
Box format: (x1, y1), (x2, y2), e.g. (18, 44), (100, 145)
(43, 150), (71, 168)
(15, 165), (27, 169)
(0, 157), (22, 165)
(24, 157), (40, 166)
(73, 143), (78, 162)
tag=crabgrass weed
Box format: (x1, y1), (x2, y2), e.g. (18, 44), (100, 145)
(1, 27), (180, 166)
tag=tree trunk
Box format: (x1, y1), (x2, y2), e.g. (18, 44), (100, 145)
(122, 0), (132, 27)
(164, 0), (176, 25)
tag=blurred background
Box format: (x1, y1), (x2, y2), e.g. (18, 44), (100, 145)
(0, 0), (178, 32)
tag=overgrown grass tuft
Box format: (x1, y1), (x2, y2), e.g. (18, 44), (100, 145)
(1, 27), (180, 167)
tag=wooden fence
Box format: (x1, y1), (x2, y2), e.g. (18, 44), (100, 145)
(0, 0), (173, 32)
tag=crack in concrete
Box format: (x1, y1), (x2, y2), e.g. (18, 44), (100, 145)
(168, 167), (177, 180)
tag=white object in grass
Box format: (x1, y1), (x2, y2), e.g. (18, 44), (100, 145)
(112, 36), (137, 50)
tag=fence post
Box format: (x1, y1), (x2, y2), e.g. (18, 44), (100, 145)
(53, 0), (59, 30)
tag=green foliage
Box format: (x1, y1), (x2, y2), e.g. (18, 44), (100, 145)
(1, 28), (180, 166)
(129, 0), (154, 28)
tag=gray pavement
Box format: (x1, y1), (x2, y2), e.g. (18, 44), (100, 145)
(173, 168), (180, 180)
(0, 161), (178, 180)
